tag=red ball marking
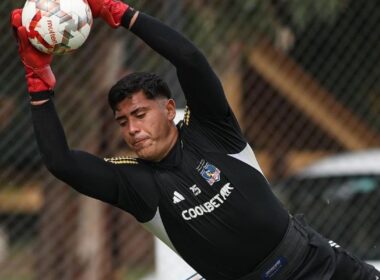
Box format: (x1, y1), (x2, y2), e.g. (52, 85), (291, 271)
(28, 10), (54, 51)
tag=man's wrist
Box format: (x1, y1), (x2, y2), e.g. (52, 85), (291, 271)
(31, 99), (50, 106)
(129, 10), (139, 29)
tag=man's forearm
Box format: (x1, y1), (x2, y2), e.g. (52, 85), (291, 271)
(123, 10), (229, 118)
(124, 12), (205, 69)
(31, 99), (120, 203)
(31, 100), (71, 171)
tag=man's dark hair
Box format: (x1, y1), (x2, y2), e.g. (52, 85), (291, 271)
(108, 72), (172, 112)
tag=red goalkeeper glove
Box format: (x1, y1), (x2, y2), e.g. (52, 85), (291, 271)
(87, 0), (131, 28)
(11, 9), (56, 100)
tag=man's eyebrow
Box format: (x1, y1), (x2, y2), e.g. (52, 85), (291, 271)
(130, 107), (149, 115)
(115, 115), (126, 121)
(115, 107), (149, 120)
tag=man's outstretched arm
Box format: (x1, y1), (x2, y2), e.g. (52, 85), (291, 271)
(10, 9), (120, 204)
(31, 100), (159, 222)
(127, 12), (230, 119)
(88, 0), (229, 118)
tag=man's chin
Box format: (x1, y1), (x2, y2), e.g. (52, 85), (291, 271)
(135, 147), (159, 162)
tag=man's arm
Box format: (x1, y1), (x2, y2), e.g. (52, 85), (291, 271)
(126, 12), (230, 119)
(11, 9), (159, 220)
(31, 100), (159, 222)
(87, 0), (230, 117)
(11, 9), (120, 203)
(31, 100), (120, 203)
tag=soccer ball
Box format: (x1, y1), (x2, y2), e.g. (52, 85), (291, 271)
(22, 0), (93, 55)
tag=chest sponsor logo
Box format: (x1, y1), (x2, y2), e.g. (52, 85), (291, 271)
(182, 183), (234, 220)
(173, 191), (185, 204)
(196, 160), (221, 186)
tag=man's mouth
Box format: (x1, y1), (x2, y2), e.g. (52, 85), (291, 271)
(132, 138), (149, 148)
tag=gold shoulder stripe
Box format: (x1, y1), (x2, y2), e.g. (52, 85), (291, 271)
(184, 106), (191, 126)
(104, 156), (139, 165)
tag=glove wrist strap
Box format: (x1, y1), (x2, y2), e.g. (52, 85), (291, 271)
(29, 90), (54, 101)
(121, 7), (137, 29)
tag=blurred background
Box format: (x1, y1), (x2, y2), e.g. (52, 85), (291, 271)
(0, 0), (379, 279)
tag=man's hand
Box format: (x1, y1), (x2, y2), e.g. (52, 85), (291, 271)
(87, 0), (129, 28)
(11, 9), (56, 99)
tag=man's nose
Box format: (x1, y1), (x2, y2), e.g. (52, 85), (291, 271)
(127, 120), (140, 135)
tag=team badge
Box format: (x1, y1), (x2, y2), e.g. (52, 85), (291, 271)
(199, 162), (221, 186)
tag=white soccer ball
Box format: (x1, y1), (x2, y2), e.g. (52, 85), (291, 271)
(22, 0), (93, 55)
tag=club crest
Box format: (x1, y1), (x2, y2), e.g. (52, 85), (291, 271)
(199, 162), (221, 186)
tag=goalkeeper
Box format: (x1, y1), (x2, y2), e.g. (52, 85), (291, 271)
(11, 1), (380, 279)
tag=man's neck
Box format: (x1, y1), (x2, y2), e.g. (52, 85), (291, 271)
(155, 124), (179, 162)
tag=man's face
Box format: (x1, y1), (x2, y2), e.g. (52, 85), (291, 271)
(114, 91), (177, 161)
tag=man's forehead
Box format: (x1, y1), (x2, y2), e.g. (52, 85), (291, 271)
(116, 92), (145, 109)
(115, 98), (154, 118)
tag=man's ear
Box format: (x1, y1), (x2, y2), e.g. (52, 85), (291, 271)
(166, 99), (176, 121)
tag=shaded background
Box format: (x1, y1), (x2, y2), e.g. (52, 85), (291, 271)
(0, 0), (379, 279)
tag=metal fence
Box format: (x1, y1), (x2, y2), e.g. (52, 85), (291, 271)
(0, 0), (379, 279)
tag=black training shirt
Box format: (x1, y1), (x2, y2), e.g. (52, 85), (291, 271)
(31, 12), (289, 280)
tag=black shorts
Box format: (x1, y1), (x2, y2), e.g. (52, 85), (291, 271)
(238, 215), (380, 280)
(331, 246), (380, 280)
(290, 215), (380, 280)
(239, 215), (337, 280)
